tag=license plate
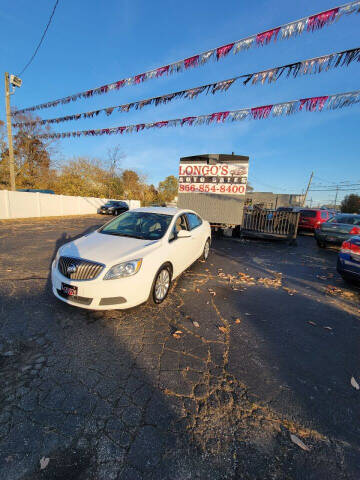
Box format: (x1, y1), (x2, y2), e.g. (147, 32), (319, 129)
(61, 283), (78, 296)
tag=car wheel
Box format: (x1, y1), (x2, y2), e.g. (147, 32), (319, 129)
(151, 265), (172, 305)
(317, 239), (326, 248)
(202, 238), (211, 261)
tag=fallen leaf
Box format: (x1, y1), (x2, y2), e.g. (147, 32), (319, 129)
(192, 320), (200, 328)
(323, 326), (333, 331)
(195, 288), (200, 293)
(351, 376), (359, 390)
(40, 457), (50, 470)
(173, 334), (181, 339)
(308, 321), (317, 327)
(235, 318), (241, 324)
(290, 434), (310, 451)
(218, 326), (227, 334)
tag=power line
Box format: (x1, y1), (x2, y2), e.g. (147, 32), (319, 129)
(18, 0), (60, 76)
(310, 183), (360, 189)
(310, 188), (360, 191)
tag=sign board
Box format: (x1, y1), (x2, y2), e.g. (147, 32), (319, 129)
(178, 162), (248, 195)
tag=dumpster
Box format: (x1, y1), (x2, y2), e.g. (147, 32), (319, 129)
(177, 153), (249, 228)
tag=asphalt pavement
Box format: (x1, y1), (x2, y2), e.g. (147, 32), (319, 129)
(0, 215), (359, 479)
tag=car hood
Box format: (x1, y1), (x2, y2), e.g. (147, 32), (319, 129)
(59, 231), (161, 265)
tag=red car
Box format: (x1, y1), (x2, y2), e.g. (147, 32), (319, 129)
(298, 209), (333, 232)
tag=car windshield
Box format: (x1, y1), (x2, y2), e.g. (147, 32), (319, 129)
(301, 210), (317, 218)
(104, 201), (117, 206)
(99, 211), (173, 240)
(328, 214), (360, 225)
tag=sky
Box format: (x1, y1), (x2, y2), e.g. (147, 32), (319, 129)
(0, 0), (359, 205)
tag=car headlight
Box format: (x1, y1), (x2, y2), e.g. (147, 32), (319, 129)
(104, 259), (142, 280)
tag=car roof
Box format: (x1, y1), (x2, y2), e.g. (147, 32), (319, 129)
(335, 213), (360, 217)
(301, 208), (327, 211)
(132, 206), (195, 216)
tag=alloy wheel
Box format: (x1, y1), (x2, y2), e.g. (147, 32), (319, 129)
(203, 240), (210, 260)
(154, 269), (170, 301)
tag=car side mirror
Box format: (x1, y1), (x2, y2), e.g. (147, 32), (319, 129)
(177, 229), (191, 238)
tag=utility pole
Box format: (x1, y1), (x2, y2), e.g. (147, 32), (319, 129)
(302, 171), (314, 207)
(4, 73), (16, 191)
(334, 185), (339, 209)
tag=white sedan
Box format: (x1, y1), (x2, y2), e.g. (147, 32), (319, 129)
(51, 207), (211, 310)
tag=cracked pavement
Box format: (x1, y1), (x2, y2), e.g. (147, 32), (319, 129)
(0, 215), (359, 479)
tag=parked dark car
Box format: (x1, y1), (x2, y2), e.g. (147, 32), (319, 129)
(298, 208), (333, 232)
(337, 235), (360, 283)
(97, 201), (129, 216)
(315, 213), (360, 248)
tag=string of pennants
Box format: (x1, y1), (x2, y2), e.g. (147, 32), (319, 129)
(13, 47), (360, 128)
(14, 0), (360, 115)
(35, 89), (360, 139)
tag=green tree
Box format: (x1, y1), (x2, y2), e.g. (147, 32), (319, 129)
(341, 194), (360, 214)
(157, 175), (178, 203)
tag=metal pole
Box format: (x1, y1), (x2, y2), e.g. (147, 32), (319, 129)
(302, 171), (314, 207)
(4, 72), (15, 191)
(334, 185), (339, 209)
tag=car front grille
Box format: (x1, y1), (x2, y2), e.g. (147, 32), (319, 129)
(58, 256), (104, 280)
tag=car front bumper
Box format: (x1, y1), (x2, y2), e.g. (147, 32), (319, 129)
(51, 262), (152, 310)
(98, 209), (113, 215)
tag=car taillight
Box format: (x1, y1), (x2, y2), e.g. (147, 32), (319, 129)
(315, 221), (321, 228)
(341, 241), (351, 253)
(349, 227), (360, 235)
(341, 240), (360, 255)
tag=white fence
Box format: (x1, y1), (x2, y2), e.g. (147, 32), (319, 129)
(0, 190), (140, 220)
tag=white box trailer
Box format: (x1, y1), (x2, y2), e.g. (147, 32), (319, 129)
(177, 153), (249, 230)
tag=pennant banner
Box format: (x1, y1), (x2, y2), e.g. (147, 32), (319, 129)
(13, 47), (360, 127)
(34, 90), (360, 139)
(14, 1), (360, 115)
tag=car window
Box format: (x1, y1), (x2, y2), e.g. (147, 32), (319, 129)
(321, 211), (328, 219)
(300, 210), (316, 218)
(186, 213), (202, 230)
(328, 215), (360, 225)
(100, 211), (173, 240)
